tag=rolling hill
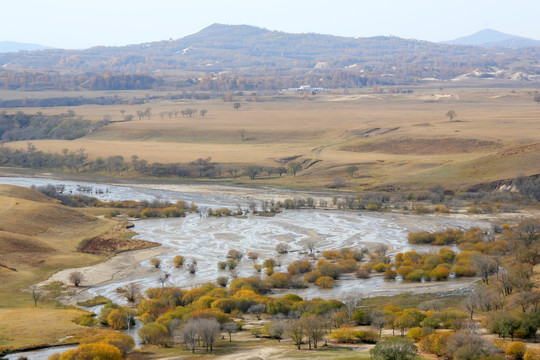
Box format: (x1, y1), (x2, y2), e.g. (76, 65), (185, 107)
(0, 24), (538, 87)
(442, 29), (540, 48)
(0, 185), (110, 275)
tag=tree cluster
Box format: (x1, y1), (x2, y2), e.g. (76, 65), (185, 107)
(0, 110), (107, 142)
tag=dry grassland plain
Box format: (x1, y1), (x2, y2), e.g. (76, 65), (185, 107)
(0, 186), (117, 351)
(4, 86), (540, 191)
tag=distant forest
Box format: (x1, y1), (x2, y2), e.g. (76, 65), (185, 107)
(0, 24), (538, 93)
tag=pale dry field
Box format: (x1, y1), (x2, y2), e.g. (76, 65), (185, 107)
(6, 87), (540, 189)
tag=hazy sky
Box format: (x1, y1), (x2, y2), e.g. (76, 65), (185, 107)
(5, 0), (540, 49)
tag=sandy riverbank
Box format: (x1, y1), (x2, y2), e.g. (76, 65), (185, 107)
(38, 245), (171, 305)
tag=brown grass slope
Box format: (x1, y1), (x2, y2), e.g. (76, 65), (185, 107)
(0, 184), (56, 204)
(0, 186), (158, 353)
(4, 88), (540, 189)
(341, 137), (501, 155)
(0, 185), (113, 301)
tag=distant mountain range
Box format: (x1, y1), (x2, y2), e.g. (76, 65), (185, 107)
(0, 24), (539, 90)
(442, 29), (540, 48)
(0, 41), (51, 53)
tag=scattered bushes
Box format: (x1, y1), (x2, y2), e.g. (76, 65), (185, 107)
(173, 255), (185, 268)
(315, 276), (334, 289)
(287, 260), (312, 275)
(276, 243), (290, 254)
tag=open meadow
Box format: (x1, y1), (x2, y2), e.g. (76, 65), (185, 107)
(4, 85), (539, 190)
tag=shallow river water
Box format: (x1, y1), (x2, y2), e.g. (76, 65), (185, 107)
(0, 175), (490, 302)
(1, 175), (493, 359)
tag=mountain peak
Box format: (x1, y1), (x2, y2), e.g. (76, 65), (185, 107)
(442, 29), (540, 48)
(190, 23), (270, 38)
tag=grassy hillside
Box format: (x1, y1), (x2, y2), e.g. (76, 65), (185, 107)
(0, 185), (117, 352)
(5, 87), (540, 190)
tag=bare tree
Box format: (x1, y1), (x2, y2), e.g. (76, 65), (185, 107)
(497, 268), (515, 295)
(178, 320), (199, 353)
(248, 201), (257, 213)
(331, 176), (347, 190)
(288, 319), (305, 349)
(288, 162), (302, 177)
(514, 220), (540, 266)
(374, 244), (390, 257)
(248, 303), (266, 320)
(222, 322), (238, 342)
(116, 283), (141, 303)
(473, 286), (500, 312)
(199, 319), (220, 351)
(30, 285), (42, 307)
(158, 272), (170, 288)
(302, 314), (326, 349)
(264, 167), (274, 178)
(229, 168), (239, 178)
(513, 290), (540, 312)
(244, 165), (262, 180)
(471, 254), (497, 284)
(371, 310), (387, 339)
(69, 271), (84, 287)
(233, 102), (241, 111)
(187, 259), (198, 274)
(343, 295), (360, 322)
(446, 110), (457, 121)
(305, 239), (316, 255)
(269, 320), (285, 341)
(144, 107), (152, 120)
(463, 293), (478, 320)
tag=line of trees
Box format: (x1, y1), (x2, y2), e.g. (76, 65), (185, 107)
(0, 110), (108, 141)
(0, 145), (302, 180)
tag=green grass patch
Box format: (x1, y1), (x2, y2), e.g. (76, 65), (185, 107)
(77, 296), (109, 307)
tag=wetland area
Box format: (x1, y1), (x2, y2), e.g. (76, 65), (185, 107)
(0, 175), (491, 303)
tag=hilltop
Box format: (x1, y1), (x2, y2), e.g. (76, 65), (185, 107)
(442, 28), (540, 48)
(0, 24), (538, 90)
